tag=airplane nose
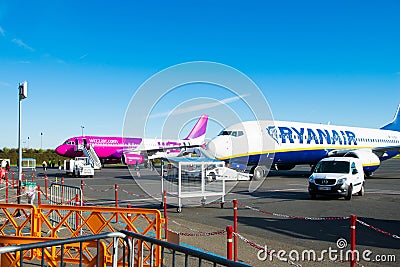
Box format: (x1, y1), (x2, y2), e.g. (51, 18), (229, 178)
(55, 145), (65, 156)
(206, 140), (217, 158)
(206, 139), (223, 159)
(207, 137), (232, 160)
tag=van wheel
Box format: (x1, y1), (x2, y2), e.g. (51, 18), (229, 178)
(208, 172), (216, 182)
(358, 184), (365, 196)
(345, 185), (353, 200)
(310, 194), (316, 200)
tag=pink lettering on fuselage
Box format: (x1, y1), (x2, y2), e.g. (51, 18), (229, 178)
(157, 141), (181, 149)
(89, 139), (119, 145)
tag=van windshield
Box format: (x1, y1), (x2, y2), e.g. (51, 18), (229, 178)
(314, 161), (350, 174)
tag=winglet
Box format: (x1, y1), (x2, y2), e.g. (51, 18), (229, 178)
(381, 104), (400, 131)
(184, 115), (209, 140)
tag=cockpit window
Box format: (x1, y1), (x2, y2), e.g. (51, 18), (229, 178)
(219, 131), (232, 136)
(218, 130), (244, 137)
(64, 141), (75, 145)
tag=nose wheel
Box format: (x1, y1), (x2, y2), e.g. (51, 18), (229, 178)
(251, 166), (265, 181)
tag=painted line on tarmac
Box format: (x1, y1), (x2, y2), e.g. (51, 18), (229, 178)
(271, 188), (303, 192)
(225, 188), (303, 201)
(365, 189), (400, 195)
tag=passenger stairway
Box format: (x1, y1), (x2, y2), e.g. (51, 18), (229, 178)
(82, 144), (102, 170)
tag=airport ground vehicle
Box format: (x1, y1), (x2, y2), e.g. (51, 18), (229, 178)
(177, 161), (252, 181)
(308, 157), (365, 200)
(64, 157), (94, 178)
(205, 165), (251, 181)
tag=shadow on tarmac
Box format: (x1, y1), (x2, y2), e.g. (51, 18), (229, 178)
(218, 215), (400, 250)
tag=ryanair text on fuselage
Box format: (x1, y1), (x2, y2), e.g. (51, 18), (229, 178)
(267, 126), (357, 146)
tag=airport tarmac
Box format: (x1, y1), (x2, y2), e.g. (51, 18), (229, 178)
(7, 159), (400, 267)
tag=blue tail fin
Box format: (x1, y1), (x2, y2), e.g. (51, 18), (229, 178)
(381, 104), (400, 131)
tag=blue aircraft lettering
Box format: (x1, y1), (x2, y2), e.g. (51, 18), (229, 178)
(268, 126), (358, 146)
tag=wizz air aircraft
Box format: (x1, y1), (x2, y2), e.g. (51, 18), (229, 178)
(55, 115), (208, 166)
(207, 106), (400, 179)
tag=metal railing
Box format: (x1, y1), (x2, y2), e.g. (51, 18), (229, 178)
(49, 183), (82, 230)
(0, 232), (132, 267)
(120, 230), (252, 267)
(0, 230), (251, 266)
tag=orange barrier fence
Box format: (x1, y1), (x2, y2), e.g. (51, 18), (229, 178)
(0, 203), (164, 266)
(0, 204), (37, 237)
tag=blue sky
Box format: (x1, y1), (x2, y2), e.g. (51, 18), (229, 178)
(0, 0), (399, 149)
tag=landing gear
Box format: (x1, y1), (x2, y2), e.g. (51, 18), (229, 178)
(251, 166), (266, 181)
(208, 172), (216, 182)
(365, 172), (374, 178)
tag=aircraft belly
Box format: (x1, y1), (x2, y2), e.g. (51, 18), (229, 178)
(227, 149), (329, 166)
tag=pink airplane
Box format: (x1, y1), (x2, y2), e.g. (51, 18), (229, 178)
(55, 115), (208, 165)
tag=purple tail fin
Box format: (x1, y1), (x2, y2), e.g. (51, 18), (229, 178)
(184, 115), (209, 140)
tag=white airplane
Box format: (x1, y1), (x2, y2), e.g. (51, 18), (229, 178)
(207, 105), (400, 179)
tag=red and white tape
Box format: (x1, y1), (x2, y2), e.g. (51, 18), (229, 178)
(238, 202), (349, 220)
(357, 219), (400, 239)
(234, 232), (361, 267)
(234, 232), (303, 266)
(169, 220), (226, 236)
(120, 188), (156, 199)
(83, 183), (114, 193)
(169, 228), (226, 237)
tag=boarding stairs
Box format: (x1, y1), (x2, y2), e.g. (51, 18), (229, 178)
(82, 144), (102, 170)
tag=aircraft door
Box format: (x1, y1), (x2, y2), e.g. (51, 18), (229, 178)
(83, 138), (88, 149)
(75, 138), (79, 151)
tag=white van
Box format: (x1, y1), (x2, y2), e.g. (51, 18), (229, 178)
(64, 157), (94, 178)
(308, 157), (365, 200)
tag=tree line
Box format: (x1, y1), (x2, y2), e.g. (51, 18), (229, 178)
(0, 148), (69, 166)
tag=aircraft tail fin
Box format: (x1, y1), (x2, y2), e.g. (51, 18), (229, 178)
(381, 104), (400, 131)
(184, 114), (208, 140)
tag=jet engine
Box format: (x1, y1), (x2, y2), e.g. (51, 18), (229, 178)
(122, 153), (144, 165)
(328, 149), (380, 177)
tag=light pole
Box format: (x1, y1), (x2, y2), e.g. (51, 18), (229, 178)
(18, 81), (28, 206)
(40, 132), (43, 149)
(81, 125), (85, 136)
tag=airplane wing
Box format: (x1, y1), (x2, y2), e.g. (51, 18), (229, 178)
(122, 114), (208, 162)
(328, 147), (398, 175)
(329, 146), (400, 158)
(125, 140), (204, 154)
(372, 146), (400, 158)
